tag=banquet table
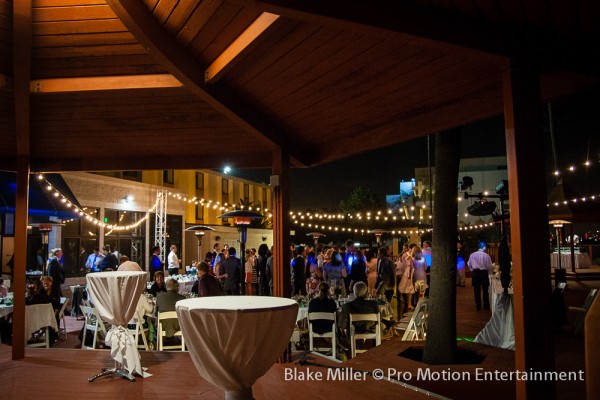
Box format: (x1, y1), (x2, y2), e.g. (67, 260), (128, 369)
(86, 271), (149, 381)
(0, 304), (13, 319)
(177, 296), (298, 400)
(550, 252), (591, 269)
(24, 303), (58, 344)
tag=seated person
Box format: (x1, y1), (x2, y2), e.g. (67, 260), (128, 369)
(27, 276), (61, 344)
(155, 279), (186, 338)
(0, 278), (8, 297)
(191, 262), (222, 297)
(148, 271), (167, 297)
(307, 282), (337, 334)
(339, 281), (379, 335)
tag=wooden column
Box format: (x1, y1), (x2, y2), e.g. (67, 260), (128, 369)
(271, 148), (291, 298)
(503, 54), (555, 399)
(12, 0), (32, 360)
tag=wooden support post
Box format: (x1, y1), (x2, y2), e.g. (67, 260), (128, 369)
(503, 54), (555, 399)
(12, 0), (32, 361)
(272, 148), (291, 298)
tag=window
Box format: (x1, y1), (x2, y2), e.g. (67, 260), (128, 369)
(122, 171), (142, 181)
(196, 172), (204, 190)
(196, 204), (204, 220)
(222, 178), (229, 204)
(163, 170), (174, 185)
(244, 184), (250, 204)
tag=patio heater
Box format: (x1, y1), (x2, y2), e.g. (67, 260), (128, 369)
(550, 219), (572, 284)
(185, 225), (215, 263)
(368, 229), (389, 246)
(306, 232), (326, 246)
(217, 210), (264, 295)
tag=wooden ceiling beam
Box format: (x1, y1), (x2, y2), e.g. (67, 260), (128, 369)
(30, 151), (274, 172)
(235, 0), (512, 60)
(239, 0), (600, 78)
(105, 0), (311, 167)
(30, 74), (183, 93)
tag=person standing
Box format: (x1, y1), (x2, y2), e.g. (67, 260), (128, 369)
(292, 246), (308, 296)
(47, 248), (65, 296)
(468, 241), (493, 310)
(85, 247), (104, 273)
(220, 247), (241, 295)
(149, 245), (163, 280)
(456, 240), (466, 287)
(97, 244), (118, 271)
(348, 249), (367, 293)
(375, 247), (395, 303)
(167, 245), (181, 276)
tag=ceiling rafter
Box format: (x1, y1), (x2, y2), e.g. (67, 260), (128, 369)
(237, 0), (600, 78)
(104, 0), (311, 167)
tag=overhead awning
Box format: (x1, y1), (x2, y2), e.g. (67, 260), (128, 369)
(0, 172), (83, 222)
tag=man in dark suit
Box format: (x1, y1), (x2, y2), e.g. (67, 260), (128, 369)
(375, 247), (395, 303)
(220, 247), (241, 295)
(340, 282), (379, 334)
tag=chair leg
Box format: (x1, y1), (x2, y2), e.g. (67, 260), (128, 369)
(332, 334), (337, 359)
(139, 324), (148, 351)
(44, 327), (49, 348)
(81, 327), (87, 349)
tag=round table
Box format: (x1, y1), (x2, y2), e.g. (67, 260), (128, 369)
(86, 271), (149, 381)
(176, 296), (298, 400)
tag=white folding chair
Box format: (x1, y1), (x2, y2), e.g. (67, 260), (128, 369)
(349, 313), (381, 358)
(399, 298), (429, 341)
(80, 305), (108, 349)
(128, 311), (149, 351)
(308, 312), (337, 360)
(157, 311), (185, 351)
(57, 297), (70, 342)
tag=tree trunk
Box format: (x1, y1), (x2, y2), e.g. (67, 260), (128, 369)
(422, 128), (461, 364)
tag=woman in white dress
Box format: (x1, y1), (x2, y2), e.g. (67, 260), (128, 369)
(410, 246), (428, 306)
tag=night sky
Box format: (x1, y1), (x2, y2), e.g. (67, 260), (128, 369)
(234, 88), (599, 212)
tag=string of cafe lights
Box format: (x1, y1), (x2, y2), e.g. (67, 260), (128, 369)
(36, 173), (158, 231)
(166, 191), (273, 218)
(547, 192), (600, 207)
(551, 156), (599, 177)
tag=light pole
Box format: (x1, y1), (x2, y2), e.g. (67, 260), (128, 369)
(184, 225), (215, 263)
(218, 210), (264, 295)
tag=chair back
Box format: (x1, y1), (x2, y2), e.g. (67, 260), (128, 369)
(349, 312), (381, 358)
(308, 312), (337, 360)
(157, 311), (185, 351)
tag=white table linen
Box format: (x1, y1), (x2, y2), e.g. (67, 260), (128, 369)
(550, 252), (591, 269)
(0, 304), (13, 319)
(24, 303), (58, 343)
(86, 271), (149, 378)
(177, 296), (298, 400)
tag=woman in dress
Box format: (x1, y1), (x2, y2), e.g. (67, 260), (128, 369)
(410, 246), (428, 306)
(365, 249), (378, 297)
(305, 251), (322, 297)
(323, 250), (347, 298)
(397, 251), (415, 313)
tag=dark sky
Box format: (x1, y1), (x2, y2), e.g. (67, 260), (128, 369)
(233, 88), (599, 211)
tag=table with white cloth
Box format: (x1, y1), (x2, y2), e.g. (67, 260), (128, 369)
(0, 304), (13, 319)
(550, 252), (592, 269)
(490, 275), (513, 315)
(86, 271), (150, 381)
(177, 296), (298, 400)
(24, 303), (58, 343)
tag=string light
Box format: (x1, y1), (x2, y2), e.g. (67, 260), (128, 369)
(37, 173), (158, 231)
(550, 156), (599, 177)
(547, 192), (600, 207)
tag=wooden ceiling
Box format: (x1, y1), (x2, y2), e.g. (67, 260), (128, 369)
(1, 0), (599, 172)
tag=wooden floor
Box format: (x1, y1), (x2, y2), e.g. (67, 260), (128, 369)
(0, 279), (593, 399)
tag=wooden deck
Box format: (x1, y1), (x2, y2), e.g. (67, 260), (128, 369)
(0, 280), (592, 399)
